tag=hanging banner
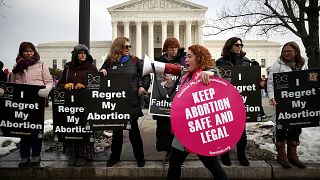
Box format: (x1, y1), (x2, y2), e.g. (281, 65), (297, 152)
(0, 82), (45, 138)
(170, 76), (246, 156)
(273, 68), (320, 129)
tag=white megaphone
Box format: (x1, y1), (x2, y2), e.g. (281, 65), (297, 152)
(142, 54), (181, 76)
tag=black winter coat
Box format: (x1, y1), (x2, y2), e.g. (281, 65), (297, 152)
(216, 53), (251, 67)
(57, 60), (98, 88)
(100, 56), (151, 118)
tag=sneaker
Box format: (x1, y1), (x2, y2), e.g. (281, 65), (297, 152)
(68, 156), (78, 166)
(18, 158), (30, 167)
(29, 156), (41, 166)
(75, 157), (87, 167)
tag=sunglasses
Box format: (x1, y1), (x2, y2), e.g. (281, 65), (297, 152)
(234, 44), (244, 48)
(125, 45), (131, 49)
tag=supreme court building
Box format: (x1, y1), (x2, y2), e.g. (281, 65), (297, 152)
(38, 0), (281, 76)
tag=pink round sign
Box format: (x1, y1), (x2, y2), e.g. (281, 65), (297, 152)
(170, 76), (246, 156)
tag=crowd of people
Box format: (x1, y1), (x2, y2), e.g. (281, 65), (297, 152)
(0, 37), (309, 179)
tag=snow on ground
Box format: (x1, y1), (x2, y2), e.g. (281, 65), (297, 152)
(1, 119), (320, 164)
(247, 121), (320, 163)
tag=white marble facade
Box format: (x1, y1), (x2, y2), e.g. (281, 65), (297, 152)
(37, 0), (281, 75)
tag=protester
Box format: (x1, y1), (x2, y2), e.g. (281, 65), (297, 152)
(267, 41), (307, 169)
(167, 44), (228, 180)
(153, 37), (186, 165)
(0, 61), (8, 82)
(57, 44), (98, 166)
(100, 37), (151, 167)
(9, 42), (52, 167)
(215, 37), (251, 166)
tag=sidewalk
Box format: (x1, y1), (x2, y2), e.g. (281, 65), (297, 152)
(0, 97), (319, 179)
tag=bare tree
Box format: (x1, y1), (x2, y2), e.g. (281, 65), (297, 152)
(205, 0), (320, 68)
(0, 0), (11, 17)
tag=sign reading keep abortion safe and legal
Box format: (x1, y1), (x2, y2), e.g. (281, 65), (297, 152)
(170, 76), (246, 156)
(85, 73), (132, 130)
(273, 68), (320, 129)
(218, 66), (262, 122)
(0, 82), (45, 138)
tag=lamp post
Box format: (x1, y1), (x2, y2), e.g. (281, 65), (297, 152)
(79, 0), (90, 49)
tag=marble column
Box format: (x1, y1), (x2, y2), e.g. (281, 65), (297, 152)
(161, 20), (168, 46)
(173, 20), (180, 41)
(112, 21), (118, 41)
(135, 20), (142, 58)
(148, 20), (154, 59)
(124, 21), (130, 39)
(197, 20), (204, 45)
(185, 20), (192, 49)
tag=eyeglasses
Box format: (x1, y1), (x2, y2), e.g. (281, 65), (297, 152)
(234, 44), (244, 48)
(125, 45), (131, 49)
(23, 50), (34, 53)
(282, 50), (294, 54)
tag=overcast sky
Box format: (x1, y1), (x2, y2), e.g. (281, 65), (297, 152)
(0, 0), (304, 70)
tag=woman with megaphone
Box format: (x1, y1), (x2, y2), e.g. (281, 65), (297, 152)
(100, 37), (151, 167)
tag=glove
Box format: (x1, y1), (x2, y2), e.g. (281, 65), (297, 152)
(75, 83), (85, 89)
(38, 88), (50, 98)
(64, 83), (74, 91)
(0, 88), (4, 97)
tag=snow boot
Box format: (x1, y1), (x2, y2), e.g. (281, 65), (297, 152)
(275, 141), (292, 168)
(287, 140), (306, 168)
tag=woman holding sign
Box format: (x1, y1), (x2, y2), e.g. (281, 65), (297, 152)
(100, 37), (151, 167)
(215, 37), (251, 166)
(57, 44), (98, 166)
(167, 44), (228, 180)
(10, 42), (52, 167)
(267, 41), (307, 168)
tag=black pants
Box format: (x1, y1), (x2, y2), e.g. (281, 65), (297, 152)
(276, 128), (301, 142)
(156, 116), (174, 152)
(167, 147), (228, 180)
(20, 136), (42, 159)
(109, 117), (144, 162)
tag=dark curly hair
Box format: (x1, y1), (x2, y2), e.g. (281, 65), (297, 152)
(188, 44), (215, 70)
(221, 37), (246, 59)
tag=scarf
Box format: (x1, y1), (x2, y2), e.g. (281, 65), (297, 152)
(120, 55), (130, 64)
(12, 58), (37, 74)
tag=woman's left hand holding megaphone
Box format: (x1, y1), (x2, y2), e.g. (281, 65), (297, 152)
(100, 69), (108, 76)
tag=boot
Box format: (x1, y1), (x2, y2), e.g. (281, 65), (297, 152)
(220, 152), (232, 166)
(287, 140), (306, 168)
(237, 147), (249, 166)
(275, 141), (291, 168)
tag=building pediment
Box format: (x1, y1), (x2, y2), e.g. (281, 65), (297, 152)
(108, 0), (207, 11)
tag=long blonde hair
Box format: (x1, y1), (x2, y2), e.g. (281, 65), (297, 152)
(107, 37), (131, 63)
